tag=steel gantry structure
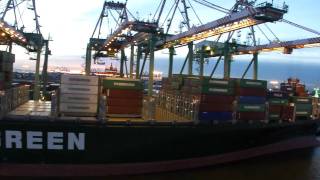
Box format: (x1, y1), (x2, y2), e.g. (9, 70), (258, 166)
(0, 0), (51, 101)
(87, 0), (320, 98)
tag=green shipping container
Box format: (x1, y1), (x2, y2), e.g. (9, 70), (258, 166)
(295, 111), (312, 116)
(290, 97), (312, 104)
(170, 81), (182, 90)
(295, 104), (313, 111)
(189, 86), (234, 95)
(102, 78), (143, 90)
(235, 79), (267, 89)
(237, 104), (266, 112)
(186, 77), (235, 88)
(268, 98), (289, 105)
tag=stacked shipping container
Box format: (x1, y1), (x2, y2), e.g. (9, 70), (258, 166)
(102, 78), (143, 117)
(0, 51), (14, 90)
(59, 74), (99, 117)
(267, 91), (289, 122)
(235, 79), (267, 122)
(183, 77), (235, 124)
(291, 96), (313, 120)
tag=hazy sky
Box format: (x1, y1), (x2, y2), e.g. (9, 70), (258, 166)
(6, 0), (320, 72)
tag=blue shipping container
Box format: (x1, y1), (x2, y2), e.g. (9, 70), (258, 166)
(199, 112), (233, 121)
(238, 96), (266, 104)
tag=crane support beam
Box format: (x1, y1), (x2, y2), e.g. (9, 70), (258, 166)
(196, 37), (320, 57)
(161, 5), (287, 48)
(103, 21), (158, 49)
(237, 37), (320, 54)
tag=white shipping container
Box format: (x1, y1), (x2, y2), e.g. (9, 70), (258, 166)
(60, 84), (98, 95)
(60, 93), (98, 104)
(61, 74), (99, 86)
(59, 103), (98, 114)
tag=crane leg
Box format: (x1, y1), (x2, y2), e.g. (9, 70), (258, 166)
(120, 49), (125, 78)
(188, 42), (193, 75)
(33, 49), (41, 101)
(85, 44), (92, 75)
(136, 45), (142, 79)
(199, 46), (205, 77)
(253, 53), (258, 80)
(130, 45), (134, 79)
(169, 47), (174, 78)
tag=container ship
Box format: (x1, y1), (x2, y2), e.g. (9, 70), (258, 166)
(0, 64), (319, 177)
(0, 0), (319, 178)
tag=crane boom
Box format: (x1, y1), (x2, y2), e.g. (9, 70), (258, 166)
(160, 5), (287, 48)
(0, 19), (27, 45)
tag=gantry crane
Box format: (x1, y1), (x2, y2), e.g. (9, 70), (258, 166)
(87, 0), (320, 99)
(0, 0), (50, 101)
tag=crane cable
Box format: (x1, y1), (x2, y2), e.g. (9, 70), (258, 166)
(165, 0), (180, 35)
(15, 0), (25, 30)
(187, 0), (202, 25)
(281, 19), (320, 36)
(192, 0), (229, 14)
(152, 0), (164, 22)
(160, 0), (178, 28)
(263, 24), (280, 42)
(256, 25), (272, 43)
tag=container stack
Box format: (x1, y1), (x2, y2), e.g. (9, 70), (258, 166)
(182, 77), (235, 124)
(12, 85), (30, 109)
(290, 96), (313, 120)
(102, 78), (143, 118)
(155, 75), (186, 121)
(0, 51), (14, 90)
(235, 79), (267, 122)
(267, 91), (289, 122)
(280, 78), (307, 97)
(59, 74), (99, 117)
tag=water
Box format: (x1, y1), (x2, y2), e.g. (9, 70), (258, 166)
(112, 146), (320, 180)
(150, 58), (320, 89)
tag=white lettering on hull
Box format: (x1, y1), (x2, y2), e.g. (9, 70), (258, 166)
(5, 131), (22, 149)
(48, 132), (64, 150)
(1, 131), (86, 151)
(27, 131), (43, 150)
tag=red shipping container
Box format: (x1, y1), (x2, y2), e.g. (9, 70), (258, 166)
(107, 98), (142, 107)
(236, 88), (266, 97)
(107, 106), (142, 115)
(281, 106), (294, 122)
(269, 105), (283, 114)
(105, 89), (143, 99)
(199, 103), (234, 112)
(237, 112), (266, 121)
(200, 95), (234, 104)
